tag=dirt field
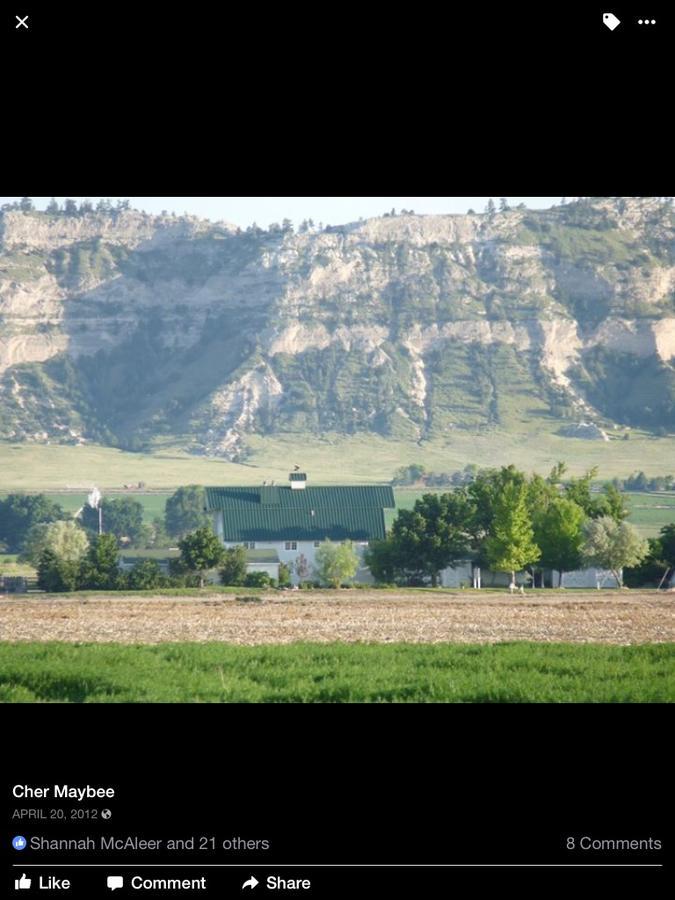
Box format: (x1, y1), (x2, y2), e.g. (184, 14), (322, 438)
(1, 590), (673, 645)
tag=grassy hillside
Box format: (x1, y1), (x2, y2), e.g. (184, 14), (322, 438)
(3, 428), (675, 491)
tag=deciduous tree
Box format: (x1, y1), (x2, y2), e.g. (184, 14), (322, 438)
(21, 520), (89, 566)
(165, 486), (209, 539)
(582, 517), (648, 588)
(315, 541), (359, 588)
(485, 482), (540, 584)
(178, 527), (225, 588)
(533, 497), (585, 587)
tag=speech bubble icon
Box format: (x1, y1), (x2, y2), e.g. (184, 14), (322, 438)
(107, 876), (124, 891)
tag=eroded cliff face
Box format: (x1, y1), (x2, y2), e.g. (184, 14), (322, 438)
(1, 198), (674, 456)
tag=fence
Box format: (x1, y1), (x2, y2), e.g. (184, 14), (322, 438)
(1, 576), (41, 594)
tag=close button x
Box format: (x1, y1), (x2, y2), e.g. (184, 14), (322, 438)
(16, 15), (29, 28)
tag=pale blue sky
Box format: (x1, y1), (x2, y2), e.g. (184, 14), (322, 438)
(2, 197), (564, 228)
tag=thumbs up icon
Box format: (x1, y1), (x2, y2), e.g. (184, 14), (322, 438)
(15, 873), (32, 890)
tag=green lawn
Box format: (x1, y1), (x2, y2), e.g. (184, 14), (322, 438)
(0, 555), (36, 577)
(0, 642), (671, 703)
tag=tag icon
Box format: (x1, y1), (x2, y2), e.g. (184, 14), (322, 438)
(603, 12), (621, 30)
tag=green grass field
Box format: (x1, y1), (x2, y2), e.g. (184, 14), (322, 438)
(3, 429), (675, 490)
(0, 641), (671, 702)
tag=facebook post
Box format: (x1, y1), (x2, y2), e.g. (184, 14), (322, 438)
(1, 6), (671, 892)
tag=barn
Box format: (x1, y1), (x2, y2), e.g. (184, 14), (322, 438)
(205, 473), (395, 585)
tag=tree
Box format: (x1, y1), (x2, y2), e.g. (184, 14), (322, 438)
(278, 562), (291, 587)
(64, 198), (78, 216)
(547, 461), (568, 485)
(314, 540), (359, 588)
(499, 198), (510, 212)
(392, 463), (427, 485)
(467, 465), (527, 546)
(600, 483), (630, 523)
(485, 198), (496, 217)
(78, 534), (122, 590)
(19, 197), (34, 212)
(46, 198), (60, 214)
(623, 537), (669, 588)
(564, 468), (606, 518)
(81, 497), (144, 546)
(659, 522), (675, 560)
(178, 527), (225, 588)
(79, 199), (94, 215)
(294, 553), (311, 581)
(165, 485), (208, 539)
(148, 517), (171, 548)
(0, 493), (68, 554)
(485, 482), (540, 584)
(582, 517), (648, 588)
(364, 538), (399, 584)
(533, 497), (585, 587)
(37, 549), (80, 593)
(657, 523), (675, 586)
(219, 545), (247, 586)
(125, 559), (167, 590)
(21, 520), (89, 566)
(392, 493), (472, 586)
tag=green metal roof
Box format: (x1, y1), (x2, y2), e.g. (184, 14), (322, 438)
(205, 485), (395, 542)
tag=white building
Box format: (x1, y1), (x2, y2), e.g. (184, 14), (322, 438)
(205, 473), (395, 585)
(439, 562), (622, 589)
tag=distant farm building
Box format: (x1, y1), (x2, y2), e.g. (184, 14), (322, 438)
(118, 548), (280, 582)
(440, 561), (622, 589)
(205, 473), (395, 585)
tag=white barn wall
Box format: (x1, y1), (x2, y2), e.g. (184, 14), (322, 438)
(222, 540), (372, 585)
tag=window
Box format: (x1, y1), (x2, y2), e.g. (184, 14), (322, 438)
(314, 541), (321, 548)
(243, 541), (256, 550)
(285, 541), (297, 551)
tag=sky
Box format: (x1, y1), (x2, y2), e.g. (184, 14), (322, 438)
(1, 197), (564, 229)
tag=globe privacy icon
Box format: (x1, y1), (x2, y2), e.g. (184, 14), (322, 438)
(603, 13), (620, 31)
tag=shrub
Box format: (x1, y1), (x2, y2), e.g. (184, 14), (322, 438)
(243, 571), (273, 588)
(125, 559), (168, 590)
(36, 549), (80, 593)
(220, 546), (247, 586)
(278, 562), (292, 587)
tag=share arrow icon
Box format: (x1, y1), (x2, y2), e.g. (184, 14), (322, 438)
(242, 876), (259, 890)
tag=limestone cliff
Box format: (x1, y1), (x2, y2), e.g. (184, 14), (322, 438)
(1, 198), (673, 457)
